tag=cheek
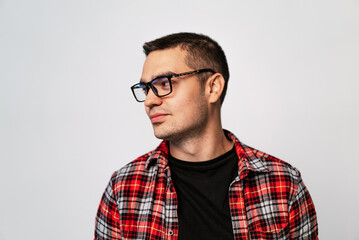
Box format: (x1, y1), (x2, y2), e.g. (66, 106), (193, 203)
(170, 90), (193, 107)
(177, 84), (203, 103)
(170, 82), (206, 114)
(178, 93), (206, 117)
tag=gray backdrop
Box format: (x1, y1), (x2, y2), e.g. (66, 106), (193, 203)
(1, 0), (358, 239)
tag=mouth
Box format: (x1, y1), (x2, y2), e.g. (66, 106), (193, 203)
(149, 113), (169, 124)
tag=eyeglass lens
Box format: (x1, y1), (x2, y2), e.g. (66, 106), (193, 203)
(133, 77), (171, 101)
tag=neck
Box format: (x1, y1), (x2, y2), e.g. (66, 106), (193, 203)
(169, 124), (233, 162)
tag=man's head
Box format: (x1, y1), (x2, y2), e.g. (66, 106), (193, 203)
(143, 32), (229, 104)
(137, 33), (229, 141)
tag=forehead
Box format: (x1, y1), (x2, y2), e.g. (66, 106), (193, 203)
(141, 47), (189, 81)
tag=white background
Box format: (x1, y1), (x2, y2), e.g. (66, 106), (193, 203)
(1, 0), (358, 239)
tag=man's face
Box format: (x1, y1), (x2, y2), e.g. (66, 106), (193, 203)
(141, 47), (209, 141)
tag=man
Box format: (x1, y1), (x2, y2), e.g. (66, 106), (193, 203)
(95, 32), (318, 240)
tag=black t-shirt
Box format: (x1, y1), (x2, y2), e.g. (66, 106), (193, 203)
(169, 146), (238, 240)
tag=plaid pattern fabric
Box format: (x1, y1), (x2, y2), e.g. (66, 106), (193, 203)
(95, 130), (318, 239)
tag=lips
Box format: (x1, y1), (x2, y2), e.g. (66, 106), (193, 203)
(149, 113), (168, 124)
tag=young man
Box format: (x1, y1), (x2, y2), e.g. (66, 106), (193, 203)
(95, 33), (318, 240)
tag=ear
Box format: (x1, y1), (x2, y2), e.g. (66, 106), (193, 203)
(207, 73), (225, 104)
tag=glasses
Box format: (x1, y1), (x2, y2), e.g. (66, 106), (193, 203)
(130, 68), (215, 102)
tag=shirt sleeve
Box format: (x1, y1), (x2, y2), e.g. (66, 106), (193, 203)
(289, 172), (318, 239)
(94, 175), (122, 240)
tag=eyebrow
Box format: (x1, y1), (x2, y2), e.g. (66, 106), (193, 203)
(140, 71), (176, 84)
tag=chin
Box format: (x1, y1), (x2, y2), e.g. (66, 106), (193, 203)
(153, 126), (176, 141)
(153, 131), (171, 140)
(152, 126), (168, 140)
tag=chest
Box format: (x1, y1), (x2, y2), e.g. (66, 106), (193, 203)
(116, 169), (290, 240)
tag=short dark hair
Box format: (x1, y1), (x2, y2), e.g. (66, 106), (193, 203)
(143, 32), (230, 104)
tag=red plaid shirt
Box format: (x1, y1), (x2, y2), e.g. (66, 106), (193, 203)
(95, 130), (318, 239)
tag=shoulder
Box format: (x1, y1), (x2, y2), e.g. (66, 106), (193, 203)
(105, 140), (169, 196)
(240, 144), (307, 207)
(243, 143), (301, 182)
(225, 129), (301, 182)
(110, 150), (156, 185)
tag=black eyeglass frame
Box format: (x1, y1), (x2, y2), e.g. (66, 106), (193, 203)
(130, 68), (216, 102)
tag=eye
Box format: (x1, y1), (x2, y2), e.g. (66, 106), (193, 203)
(160, 81), (170, 87)
(153, 77), (170, 90)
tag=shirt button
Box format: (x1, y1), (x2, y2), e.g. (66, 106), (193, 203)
(169, 230), (174, 236)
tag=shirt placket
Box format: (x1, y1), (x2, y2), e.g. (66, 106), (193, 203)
(229, 178), (250, 240)
(164, 167), (179, 240)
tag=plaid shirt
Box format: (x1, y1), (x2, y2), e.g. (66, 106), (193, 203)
(95, 130), (318, 239)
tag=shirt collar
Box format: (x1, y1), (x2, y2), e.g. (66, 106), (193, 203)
(145, 140), (170, 170)
(144, 129), (270, 178)
(224, 129), (270, 179)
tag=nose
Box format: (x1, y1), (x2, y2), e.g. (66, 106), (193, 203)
(144, 87), (162, 107)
